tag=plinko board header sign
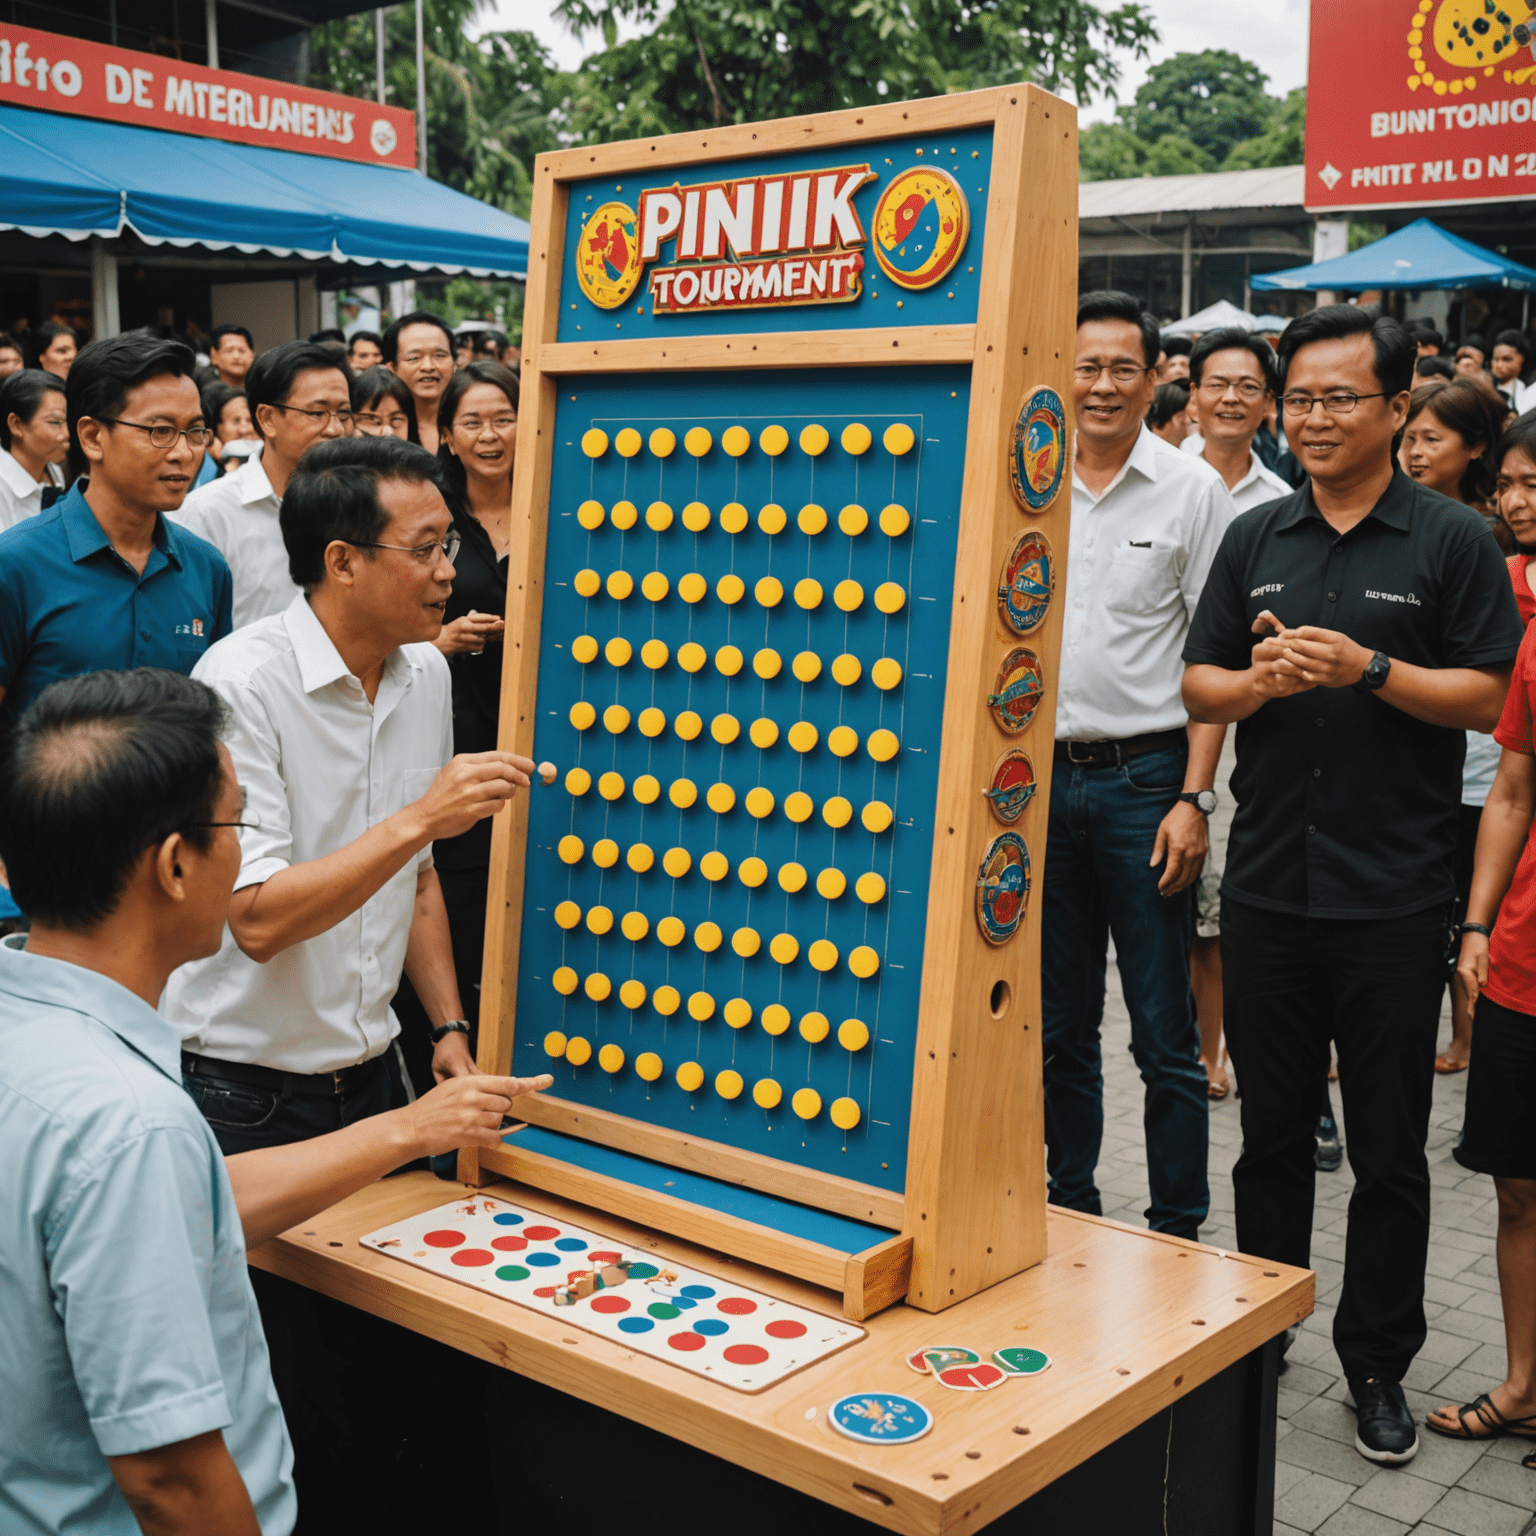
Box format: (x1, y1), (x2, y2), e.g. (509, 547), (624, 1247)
(0, 22), (415, 168)
(1307, 0), (1536, 209)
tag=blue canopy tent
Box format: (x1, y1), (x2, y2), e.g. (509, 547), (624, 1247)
(0, 103), (528, 277)
(1252, 217), (1536, 294)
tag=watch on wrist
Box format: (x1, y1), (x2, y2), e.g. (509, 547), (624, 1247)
(1459, 922), (1493, 939)
(1352, 650), (1391, 693)
(430, 1019), (471, 1044)
(1179, 790), (1218, 816)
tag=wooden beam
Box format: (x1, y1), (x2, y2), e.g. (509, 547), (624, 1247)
(842, 1234), (914, 1322)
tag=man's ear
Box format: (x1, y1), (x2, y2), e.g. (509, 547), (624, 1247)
(74, 417), (107, 465)
(153, 833), (187, 901)
(323, 539), (359, 587)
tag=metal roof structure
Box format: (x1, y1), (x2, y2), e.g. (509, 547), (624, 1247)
(1079, 165), (1307, 220)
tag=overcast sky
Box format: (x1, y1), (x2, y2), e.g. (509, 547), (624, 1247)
(471, 0), (1312, 125)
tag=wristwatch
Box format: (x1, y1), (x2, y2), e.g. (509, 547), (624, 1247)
(430, 1019), (472, 1043)
(1353, 650), (1391, 692)
(1179, 790), (1218, 815)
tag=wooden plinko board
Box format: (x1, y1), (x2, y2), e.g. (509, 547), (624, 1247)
(469, 85), (1078, 1313)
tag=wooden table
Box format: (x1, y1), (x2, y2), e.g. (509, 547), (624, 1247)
(251, 1170), (1312, 1535)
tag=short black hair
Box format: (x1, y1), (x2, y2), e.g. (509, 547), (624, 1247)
(30, 321), (77, 370)
(209, 324), (253, 349)
(245, 340), (351, 433)
(474, 330), (509, 356)
(0, 332), (23, 358)
(1077, 290), (1160, 369)
(1499, 410), (1536, 477)
(1160, 334), (1193, 359)
(0, 669), (227, 930)
(350, 365), (419, 444)
(280, 434), (443, 588)
(381, 310), (455, 365)
(347, 330), (383, 355)
(1414, 354), (1455, 381)
(1147, 381), (1190, 429)
(1275, 303), (1415, 397)
(1495, 329), (1531, 362)
(66, 332), (199, 450)
(0, 368), (66, 451)
(436, 361), (520, 503)
(1414, 326), (1445, 352)
(1188, 326), (1279, 393)
(1407, 378), (1504, 504)
(200, 381), (247, 434)
(309, 327), (347, 346)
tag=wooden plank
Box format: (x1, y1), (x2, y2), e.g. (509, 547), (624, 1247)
(842, 1234), (914, 1322)
(252, 1172), (1314, 1536)
(902, 85), (1077, 1309)
(538, 326), (976, 376)
(512, 1093), (905, 1230)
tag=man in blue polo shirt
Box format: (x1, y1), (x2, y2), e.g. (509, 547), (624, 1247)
(0, 333), (233, 733)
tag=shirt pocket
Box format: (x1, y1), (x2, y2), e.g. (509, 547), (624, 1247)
(393, 766), (440, 819)
(1103, 540), (1177, 616)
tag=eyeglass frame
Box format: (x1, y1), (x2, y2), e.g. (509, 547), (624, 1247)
(353, 410), (410, 429)
(186, 815), (263, 832)
(453, 414), (519, 434)
(1194, 376), (1271, 400)
(266, 402), (356, 429)
(1072, 361), (1156, 386)
(352, 531), (462, 564)
(1279, 391), (1391, 418)
(92, 416), (213, 449)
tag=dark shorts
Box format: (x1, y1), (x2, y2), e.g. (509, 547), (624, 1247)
(1454, 992), (1536, 1181)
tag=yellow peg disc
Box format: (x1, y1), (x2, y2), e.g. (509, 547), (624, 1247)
(564, 767), (592, 795)
(706, 783), (736, 814)
(615, 428), (642, 457)
(769, 933), (800, 964)
(566, 698), (594, 729)
(753, 1078), (783, 1108)
(606, 570), (634, 600)
(798, 503), (828, 535)
(633, 774), (661, 804)
(862, 800), (894, 832)
(821, 796), (853, 829)
(641, 571), (670, 602)
(554, 901), (581, 929)
(831, 654), (862, 687)
(625, 843), (654, 873)
(849, 945), (881, 979)
(788, 721), (819, 753)
(688, 991), (715, 1021)
(875, 581), (907, 614)
(657, 915), (687, 945)
(698, 850), (728, 882)
(715, 646), (744, 677)
(799, 423), (829, 456)
(572, 634), (600, 664)
(668, 778), (697, 809)
(834, 579), (864, 612)
(755, 576), (784, 608)
(838, 503), (869, 536)
(598, 770), (626, 801)
(677, 644), (706, 675)
(841, 422), (872, 455)
(621, 910), (650, 941)
(745, 787), (775, 819)
(867, 728), (900, 762)
(566, 1036), (592, 1066)
(649, 427), (676, 458)
(731, 926), (761, 957)
(761, 1005), (791, 1036)
(759, 424), (789, 456)
(883, 423), (916, 455)
(544, 1030), (568, 1056)
(654, 985), (681, 1016)
(715, 1069), (744, 1100)
(830, 1097), (862, 1131)
(645, 501), (673, 531)
(678, 572), (708, 604)
(592, 838), (619, 869)
(662, 846), (693, 876)
(693, 923), (722, 954)
(676, 1060), (705, 1091)
(557, 835), (585, 864)
(750, 718), (780, 749)
(553, 966), (579, 995)
(784, 791), (814, 823)
(778, 861), (808, 893)
(574, 568), (601, 598)
(856, 871), (888, 904)
(586, 905), (614, 935)
(635, 1051), (663, 1081)
(577, 499), (605, 530)
(681, 501), (711, 532)
(798, 1012), (829, 1043)
(838, 1018), (870, 1051)
(724, 997), (753, 1028)
(610, 500), (639, 530)
(758, 503), (787, 536)
(716, 573), (745, 605)
(792, 651), (822, 684)
(604, 637), (632, 666)
(637, 706), (666, 737)
(879, 504), (911, 537)
(809, 939), (840, 972)
(722, 425), (751, 457)
(719, 502), (749, 534)
(871, 657), (904, 690)
(816, 868), (847, 899)
(711, 713), (740, 744)
(793, 1088), (823, 1120)
(600, 1042), (629, 1075)
(753, 648), (782, 680)
(738, 857), (768, 889)
(794, 579), (823, 610)
(684, 426), (713, 457)
(581, 429), (609, 458)
(828, 726), (859, 758)
(603, 704), (631, 735)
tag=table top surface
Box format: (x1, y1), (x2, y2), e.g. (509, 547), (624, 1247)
(252, 1171), (1312, 1536)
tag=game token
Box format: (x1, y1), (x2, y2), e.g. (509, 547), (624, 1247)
(791, 650), (821, 681)
(571, 634), (599, 663)
(828, 1393), (932, 1445)
(657, 914), (687, 943)
(738, 857), (768, 887)
(684, 426), (712, 457)
(619, 980), (648, 1008)
(635, 1052), (663, 1081)
(821, 796), (852, 828)
(599, 1043), (625, 1073)
(769, 933), (800, 963)
(715, 1069), (743, 1099)
(798, 502), (828, 534)
(675, 1060), (704, 1091)
(784, 791), (814, 822)
(606, 570), (634, 600)
(724, 997), (753, 1027)
(553, 967), (578, 994)
(653, 985), (680, 1015)
(974, 832), (1031, 946)
(983, 750), (1037, 826)
(642, 571), (670, 601)
(759, 424), (789, 456)
(992, 1347), (1051, 1376)
(584, 972), (611, 1001)
(933, 1361), (1008, 1392)
(798, 1012), (829, 1043)
(645, 500), (673, 530)
(848, 946), (880, 979)
(830, 1098), (861, 1130)
(837, 1018), (869, 1051)
(637, 705), (666, 735)
(794, 579), (823, 610)
(719, 502), (749, 534)
(554, 901), (581, 929)
(753, 1078), (782, 1107)
(649, 427), (675, 457)
(688, 989), (716, 1017)
(830, 654), (862, 686)
(585, 905), (613, 934)
(799, 424), (829, 456)
(833, 579), (864, 611)
(838, 503), (869, 535)
(996, 530), (1054, 635)
(861, 800), (893, 833)
(874, 581), (906, 614)
(615, 429), (642, 457)
(1010, 387), (1067, 513)
(569, 701), (596, 731)
(592, 838), (619, 867)
(721, 425), (750, 456)
(758, 503), (787, 535)
(621, 910), (649, 939)
(760, 1005), (790, 1036)
(816, 867), (847, 899)
(581, 429), (609, 458)
(538, 761), (557, 785)
(987, 647), (1045, 735)
(882, 422), (916, 455)
(565, 1036), (592, 1065)
(752, 649), (781, 679)
(792, 1087), (822, 1119)
(841, 423), (872, 455)
(855, 872), (886, 904)
(871, 657), (903, 691)
(731, 927), (760, 957)
(565, 767), (591, 795)
(700, 850), (730, 880)
(681, 501), (710, 531)
(544, 1031), (568, 1057)
(604, 637), (632, 666)
(610, 500), (638, 530)
(878, 503), (911, 536)
(745, 787), (775, 818)
(905, 1345), (980, 1375)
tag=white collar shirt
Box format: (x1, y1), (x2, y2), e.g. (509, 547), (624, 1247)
(172, 445), (296, 630)
(1059, 425), (1237, 740)
(0, 449), (61, 531)
(1218, 450), (1292, 514)
(162, 594), (453, 1074)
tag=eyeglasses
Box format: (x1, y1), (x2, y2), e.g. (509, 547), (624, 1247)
(399, 349), (451, 366)
(1073, 362), (1153, 385)
(1196, 378), (1269, 400)
(355, 531), (461, 564)
(270, 403), (355, 429)
(457, 416), (517, 433)
(355, 411), (409, 429)
(1280, 391), (1389, 418)
(94, 416), (212, 448)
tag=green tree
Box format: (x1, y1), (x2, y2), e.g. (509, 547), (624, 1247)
(1119, 48), (1277, 164)
(1222, 86), (1305, 172)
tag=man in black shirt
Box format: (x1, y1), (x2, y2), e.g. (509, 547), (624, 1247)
(1182, 305), (1523, 1466)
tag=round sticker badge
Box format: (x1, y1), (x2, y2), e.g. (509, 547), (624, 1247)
(997, 529), (1054, 635)
(871, 167), (970, 291)
(987, 647), (1045, 736)
(975, 832), (1031, 946)
(1010, 388), (1067, 513)
(828, 1392), (934, 1446)
(992, 1347), (1052, 1377)
(905, 1345), (981, 1375)
(574, 202), (642, 310)
(983, 749), (1037, 826)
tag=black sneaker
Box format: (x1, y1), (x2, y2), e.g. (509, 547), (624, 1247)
(1315, 1115), (1343, 1172)
(1350, 1377), (1419, 1464)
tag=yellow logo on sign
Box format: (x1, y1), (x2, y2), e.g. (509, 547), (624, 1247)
(575, 201), (642, 310)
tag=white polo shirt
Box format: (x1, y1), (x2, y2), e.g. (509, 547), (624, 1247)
(1218, 451), (1291, 514)
(0, 451), (63, 531)
(173, 445), (296, 631)
(1058, 425), (1235, 741)
(163, 595), (453, 1074)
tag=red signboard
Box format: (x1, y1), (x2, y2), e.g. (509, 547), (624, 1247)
(1307, 0), (1536, 210)
(0, 21), (415, 169)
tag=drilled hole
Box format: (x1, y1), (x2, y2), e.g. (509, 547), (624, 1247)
(852, 1484), (892, 1506)
(1074, 1262), (1086, 1268)
(1012, 1426), (1030, 1436)
(1263, 1271), (1279, 1277)
(1174, 1375), (1184, 1387)
(1116, 1368), (1130, 1376)
(1235, 1296), (1249, 1304)
(989, 979), (1012, 1018)
(931, 1472), (949, 1481)
(328, 1241), (342, 1248)
(1192, 1319), (1206, 1326)
(965, 1450), (981, 1460)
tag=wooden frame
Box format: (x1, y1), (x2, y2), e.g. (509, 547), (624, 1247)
(464, 83), (1078, 1316)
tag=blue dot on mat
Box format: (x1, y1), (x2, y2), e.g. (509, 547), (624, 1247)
(672, 1296), (697, 1310)
(681, 1284), (715, 1299)
(618, 1317), (655, 1334)
(525, 1252), (559, 1267)
(493, 1213), (524, 1226)
(693, 1318), (729, 1336)
(554, 1237), (588, 1251)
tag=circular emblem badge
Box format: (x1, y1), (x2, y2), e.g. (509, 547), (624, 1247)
(975, 832), (1031, 946)
(369, 118), (398, 158)
(997, 529), (1054, 635)
(828, 1392), (933, 1445)
(575, 201), (642, 310)
(987, 647), (1045, 736)
(871, 167), (969, 291)
(983, 749), (1037, 826)
(1010, 388), (1067, 513)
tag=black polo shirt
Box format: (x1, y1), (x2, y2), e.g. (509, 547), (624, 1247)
(1183, 469), (1523, 920)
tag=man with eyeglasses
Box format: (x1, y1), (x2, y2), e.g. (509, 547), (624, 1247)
(1044, 290), (1236, 1249)
(1182, 304), (1524, 1465)
(382, 309), (455, 452)
(176, 340), (353, 631)
(0, 333), (233, 739)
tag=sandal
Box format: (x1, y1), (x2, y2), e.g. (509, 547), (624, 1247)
(1434, 1054), (1470, 1074)
(1426, 1391), (1536, 1441)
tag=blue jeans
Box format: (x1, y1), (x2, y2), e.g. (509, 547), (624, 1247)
(1041, 744), (1210, 1238)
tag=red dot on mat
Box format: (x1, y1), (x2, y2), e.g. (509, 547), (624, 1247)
(717, 1298), (757, 1315)
(669, 1332), (706, 1352)
(588, 1250), (622, 1263)
(533, 1286), (557, 1298)
(423, 1229), (465, 1247)
(723, 1344), (770, 1366)
(590, 1295), (630, 1313)
(524, 1225), (561, 1240)
(451, 1249), (495, 1267)
(765, 1320), (807, 1339)
(491, 1235), (527, 1251)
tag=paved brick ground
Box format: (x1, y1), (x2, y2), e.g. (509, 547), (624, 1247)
(1095, 962), (1536, 1535)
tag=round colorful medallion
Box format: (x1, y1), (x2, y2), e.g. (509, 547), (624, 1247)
(997, 529), (1054, 635)
(828, 1392), (934, 1445)
(871, 167), (969, 291)
(987, 647), (1045, 736)
(1010, 387), (1067, 513)
(975, 832), (1031, 946)
(992, 1346), (1052, 1376)
(983, 749), (1037, 826)
(574, 201), (642, 310)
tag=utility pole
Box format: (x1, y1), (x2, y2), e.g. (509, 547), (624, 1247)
(205, 0), (220, 68)
(375, 8), (386, 104)
(415, 0), (427, 176)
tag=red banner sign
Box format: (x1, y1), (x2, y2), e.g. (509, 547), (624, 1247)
(1307, 0), (1536, 210)
(0, 22), (415, 168)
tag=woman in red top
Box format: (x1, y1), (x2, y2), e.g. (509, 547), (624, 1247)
(1503, 432), (1536, 627)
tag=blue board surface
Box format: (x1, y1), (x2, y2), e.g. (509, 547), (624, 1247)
(513, 365), (968, 1193)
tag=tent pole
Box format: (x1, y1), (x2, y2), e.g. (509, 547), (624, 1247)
(1181, 222), (1192, 319)
(376, 9), (386, 104)
(415, 0), (428, 175)
(205, 0), (219, 69)
(1524, 292), (1530, 330)
(91, 239), (120, 342)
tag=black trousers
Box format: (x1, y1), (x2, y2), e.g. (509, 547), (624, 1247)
(1221, 898), (1448, 1383)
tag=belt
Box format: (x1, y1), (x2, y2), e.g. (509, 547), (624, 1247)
(1054, 728), (1187, 769)
(181, 1049), (387, 1099)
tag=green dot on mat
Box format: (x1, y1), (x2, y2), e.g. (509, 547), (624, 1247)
(648, 1302), (680, 1319)
(496, 1265), (530, 1282)
(627, 1262), (660, 1279)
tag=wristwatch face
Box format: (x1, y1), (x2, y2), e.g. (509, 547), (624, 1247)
(1196, 790), (1217, 815)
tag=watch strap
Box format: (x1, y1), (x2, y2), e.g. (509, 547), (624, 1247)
(430, 1019), (472, 1043)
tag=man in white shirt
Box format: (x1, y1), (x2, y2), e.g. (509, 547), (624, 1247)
(175, 341), (353, 629)
(1045, 290), (1236, 1241)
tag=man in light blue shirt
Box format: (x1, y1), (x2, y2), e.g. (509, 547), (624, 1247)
(0, 667), (549, 1536)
